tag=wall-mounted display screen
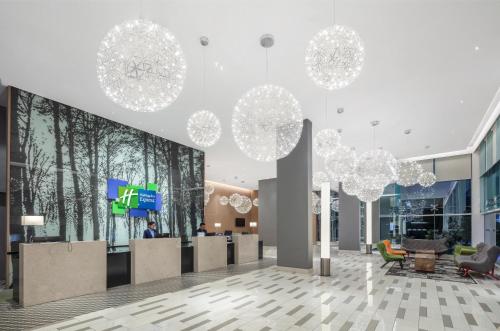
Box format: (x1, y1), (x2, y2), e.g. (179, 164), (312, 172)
(235, 218), (245, 227)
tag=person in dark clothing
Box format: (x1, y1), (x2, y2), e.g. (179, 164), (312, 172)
(143, 221), (158, 239)
(194, 222), (208, 236)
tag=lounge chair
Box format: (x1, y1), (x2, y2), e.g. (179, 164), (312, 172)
(377, 241), (404, 269)
(455, 244), (500, 279)
(383, 239), (406, 257)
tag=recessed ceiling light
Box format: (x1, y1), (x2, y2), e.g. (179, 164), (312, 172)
(404, 129), (411, 135)
(337, 128), (343, 134)
(337, 107), (344, 114)
(370, 120), (380, 127)
(459, 100), (464, 104)
(474, 46), (480, 51)
(425, 145), (430, 149)
(241, 180), (245, 183)
(234, 176), (238, 179)
(214, 61), (224, 71)
(207, 164), (211, 167)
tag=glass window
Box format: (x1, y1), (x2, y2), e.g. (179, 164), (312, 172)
(486, 132), (494, 171)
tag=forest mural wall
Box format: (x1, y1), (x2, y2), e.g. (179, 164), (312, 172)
(9, 87), (204, 247)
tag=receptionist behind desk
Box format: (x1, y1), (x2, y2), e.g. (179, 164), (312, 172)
(143, 221), (158, 239)
(193, 222), (208, 236)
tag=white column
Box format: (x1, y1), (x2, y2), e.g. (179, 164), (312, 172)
(366, 202), (372, 245)
(321, 182), (331, 259)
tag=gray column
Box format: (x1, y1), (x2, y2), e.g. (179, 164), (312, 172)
(338, 184), (360, 251)
(277, 119), (312, 269)
(258, 178), (277, 246)
(471, 150), (483, 245)
(372, 200), (380, 244)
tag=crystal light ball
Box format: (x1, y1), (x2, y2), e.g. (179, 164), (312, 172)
(312, 192), (320, 205)
(313, 171), (330, 190)
(219, 196), (229, 206)
(418, 171), (437, 188)
(355, 149), (398, 189)
(356, 186), (384, 203)
(187, 110), (221, 147)
(313, 129), (341, 158)
(232, 84), (303, 162)
(204, 192), (210, 206)
(396, 160), (423, 187)
(252, 198), (259, 207)
(342, 174), (362, 196)
(236, 196), (253, 214)
(205, 181), (215, 195)
(305, 25), (365, 90)
(331, 199), (339, 212)
(97, 19), (187, 112)
(324, 145), (357, 182)
(229, 193), (243, 207)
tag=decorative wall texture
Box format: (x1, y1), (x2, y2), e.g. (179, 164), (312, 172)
(9, 87), (204, 246)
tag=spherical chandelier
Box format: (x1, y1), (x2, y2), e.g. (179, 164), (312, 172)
(313, 129), (341, 158)
(96, 19), (187, 112)
(312, 200), (321, 215)
(205, 181), (215, 195)
(229, 193), (243, 207)
(313, 171), (330, 190)
(232, 84), (303, 162)
(356, 186), (384, 203)
(305, 25), (365, 90)
(219, 196), (229, 206)
(355, 149), (398, 189)
(252, 198), (259, 207)
(342, 174), (362, 196)
(331, 199), (339, 212)
(235, 196), (253, 214)
(187, 110), (221, 147)
(324, 145), (357, 182)
(396, 160), (423, 187)
(312, 192), (320, 205)
(418, 171), (436, 188)
(204, 192), (210, 206)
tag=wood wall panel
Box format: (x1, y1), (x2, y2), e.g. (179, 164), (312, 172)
(204, 181), (258, 234)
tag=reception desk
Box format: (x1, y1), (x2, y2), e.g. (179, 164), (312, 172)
(19, 241), (106, 307)
(233, 234), (259, 264)
(193, 236), (227, 272)
(130, 238), (181, 285)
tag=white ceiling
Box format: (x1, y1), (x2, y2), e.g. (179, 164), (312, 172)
(1, 0), (500, 189)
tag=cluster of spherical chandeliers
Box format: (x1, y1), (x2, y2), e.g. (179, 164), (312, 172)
(217, 192), (256, 214)
(97, 19), (187, 112)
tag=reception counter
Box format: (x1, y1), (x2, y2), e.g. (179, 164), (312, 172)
(193, 236), (227, 272)
(130, 238), (181, 285)
(233, 234), (259, 264)
(19, 241), (106, 307)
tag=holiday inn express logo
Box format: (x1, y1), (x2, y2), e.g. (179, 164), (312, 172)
(107, 179), (162, 217)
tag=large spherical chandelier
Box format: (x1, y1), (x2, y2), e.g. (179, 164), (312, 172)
(187, 110), (221, 147)
(97, 19), (187, 112)
(324, 145), (357, 182)
(204, 192), (210, 206)
(252, 198), (259, 207)
(205, 181), (215, 195)
(355, 149), (398, 189)
(418, 171), (436, 188)
(357, 186), (384, 203)
(229, 193), (243, 207)
(342, 174), (362, 196)
(232, 84), (303, 162)
(396, 160), (423, 187)
(305, 25), (365, 90)
(235, 196), (253, 214)
(313, 129), (341, 158)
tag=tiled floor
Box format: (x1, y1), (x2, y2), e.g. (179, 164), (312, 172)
(32, 250), (500, 331)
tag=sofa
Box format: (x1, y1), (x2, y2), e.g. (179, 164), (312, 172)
(401, 237), (448, 255)
(455, 243), (500, 278)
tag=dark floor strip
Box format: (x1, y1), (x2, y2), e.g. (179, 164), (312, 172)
(188, 290), (210, 298)
(322, 311), (338, 324)
(256, 299), (275, 308)
(131, 305), (163, 316)
(209, 290), (229, 297)
(207, 318), (238, 331)
(339, 321), (354, 331)
(181, 319), (211, 331)
(262, 306), (282, 317)
(269, 288), (283, 294)
(442, 314), (453, 328)
(139, 298), (167, 307)
(287, 305), (304, 316)
(464, 313), (478, 326)
(231, 295), (249, 303)
(295, 313), (314, 326)
(209, 295), (231, 304)
(101, 326), (123, 331)
(180, 310), (210, 323)
(234, 300), (254, 310)
(294, 292), (307, 299)
(57, 316), (104, 330)
(152, 311), (185, 324)
(158, 303), (188, 314)
(365, 320), (379, 331)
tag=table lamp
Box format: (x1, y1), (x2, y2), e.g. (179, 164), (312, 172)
(21, 215), (44, 243)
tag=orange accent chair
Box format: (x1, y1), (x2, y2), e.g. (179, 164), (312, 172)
(383, 240), (406, 257)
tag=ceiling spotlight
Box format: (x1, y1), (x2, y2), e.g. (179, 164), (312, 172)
(337, 128), (343, 134)
(474, 46), (480, 51)
(337, 107), (344, 114)
(425, 145), (430, 149)
(370, 120), (380, 127)
(404, 129), (411, 135)
(459, 100), (464, 104)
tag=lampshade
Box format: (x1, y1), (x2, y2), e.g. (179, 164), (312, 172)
(21, 215), (44, 226)
(214, 222), (222, 228)
(249, 222), (257, 228)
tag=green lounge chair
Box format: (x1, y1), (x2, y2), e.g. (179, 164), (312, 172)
(377, 241), (404, 269)
(454, 244), (477, 256)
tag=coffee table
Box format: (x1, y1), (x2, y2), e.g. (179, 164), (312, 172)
(414, 250), (436, 272)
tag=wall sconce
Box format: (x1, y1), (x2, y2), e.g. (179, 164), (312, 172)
(249, 222), (257, 228)
(214, 222), (222, 228)
(21, 215), (44, 242)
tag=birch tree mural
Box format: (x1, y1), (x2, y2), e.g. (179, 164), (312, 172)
(9, 87), (204, 245)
